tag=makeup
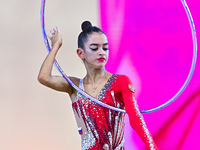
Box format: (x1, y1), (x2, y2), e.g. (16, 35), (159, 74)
(89, 43), (109, 51)
(97, 57), (106, 62)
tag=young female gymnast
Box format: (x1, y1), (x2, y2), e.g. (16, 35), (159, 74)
(38, 21), (158, 150)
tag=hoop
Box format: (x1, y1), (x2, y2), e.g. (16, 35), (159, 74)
(40, 0), (197, 114)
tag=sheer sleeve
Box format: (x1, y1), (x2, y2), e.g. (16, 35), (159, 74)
(118, 75), (158, 150)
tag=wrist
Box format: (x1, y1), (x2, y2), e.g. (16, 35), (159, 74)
(52, 43), (62, 50)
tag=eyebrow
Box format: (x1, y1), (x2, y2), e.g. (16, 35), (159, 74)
(89, 43), (108, 46)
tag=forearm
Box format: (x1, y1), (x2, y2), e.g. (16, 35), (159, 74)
(38, 45), (60, 85)
(126, 93), (158, 150)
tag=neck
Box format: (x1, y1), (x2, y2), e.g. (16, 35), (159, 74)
(84, 67), (108, 84)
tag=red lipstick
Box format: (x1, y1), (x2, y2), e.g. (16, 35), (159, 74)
(97, 57), (106, 62)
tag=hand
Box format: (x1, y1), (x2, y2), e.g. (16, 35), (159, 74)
(48, 27), (62, 49)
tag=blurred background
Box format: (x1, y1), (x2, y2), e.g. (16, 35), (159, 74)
(0, 0), (199, 149)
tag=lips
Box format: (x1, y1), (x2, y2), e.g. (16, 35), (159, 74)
(97, 57), (106, 62)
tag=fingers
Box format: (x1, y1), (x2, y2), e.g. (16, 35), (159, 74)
(56, 27), (60, 32)
(53, 28), (57, 34)
(52, 27), (60, 34)
(48, 27), (60, 39)
(47, 34), (52, 39)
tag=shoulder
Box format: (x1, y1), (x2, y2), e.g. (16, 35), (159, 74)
(115, 74), (135, 92)
(67, 76), (81, 95)
(68, 76), (80, 86)
(116, 74), (132, 83)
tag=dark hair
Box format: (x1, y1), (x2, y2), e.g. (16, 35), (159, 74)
(78, 21), (106, 50)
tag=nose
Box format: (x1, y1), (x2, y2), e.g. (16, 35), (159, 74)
(98, 47), (106, 55)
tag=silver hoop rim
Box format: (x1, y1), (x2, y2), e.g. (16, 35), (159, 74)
(40, 0), (197, 114)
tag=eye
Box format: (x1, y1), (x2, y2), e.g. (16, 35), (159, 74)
(90, 48), (98, 51)
(103, 48), (109, 51)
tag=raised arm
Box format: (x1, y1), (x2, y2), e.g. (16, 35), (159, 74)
(119, 75), (158, 150)
(38, 27), (73, 94)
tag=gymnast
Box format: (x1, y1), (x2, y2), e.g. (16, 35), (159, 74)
(38, 21), (158, 150)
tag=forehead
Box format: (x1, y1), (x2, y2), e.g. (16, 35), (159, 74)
(86, 32), (108, 44)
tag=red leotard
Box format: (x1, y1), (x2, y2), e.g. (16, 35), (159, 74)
(72, 74), (158, 150)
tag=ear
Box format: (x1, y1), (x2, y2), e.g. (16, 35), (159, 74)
(77, 48), (85, 60)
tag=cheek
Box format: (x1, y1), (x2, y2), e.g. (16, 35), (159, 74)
(106, 51), (109, 57)
(85, 51), (97, 60)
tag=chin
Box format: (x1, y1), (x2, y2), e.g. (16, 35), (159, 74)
(95, 65), (105, 70)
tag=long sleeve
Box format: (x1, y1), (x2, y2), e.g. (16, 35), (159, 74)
(118, 75), (158, 150)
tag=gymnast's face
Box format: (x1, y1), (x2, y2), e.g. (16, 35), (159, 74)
(81, 32), (109, 69)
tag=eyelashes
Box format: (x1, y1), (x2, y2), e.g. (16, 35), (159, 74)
(90, 48), (109, 51)
(90, 48), (98, 51)
(103, 48), (109, 51)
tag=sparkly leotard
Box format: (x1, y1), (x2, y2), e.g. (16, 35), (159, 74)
(72, 74), (158, 150)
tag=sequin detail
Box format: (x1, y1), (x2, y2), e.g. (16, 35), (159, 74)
(72, 74), (125, 150)
(131, 93), (156, 150)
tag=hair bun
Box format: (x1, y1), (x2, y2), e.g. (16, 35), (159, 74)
(81, 21), (92, 32)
